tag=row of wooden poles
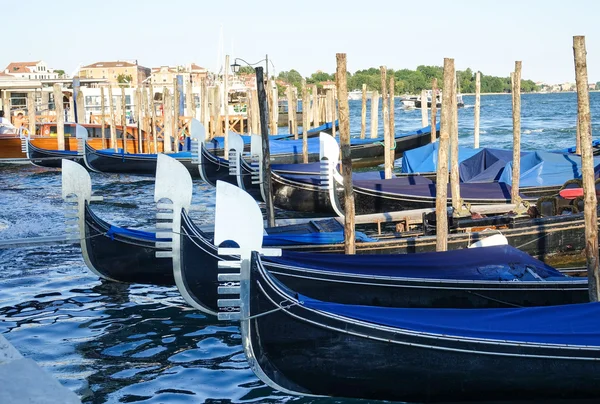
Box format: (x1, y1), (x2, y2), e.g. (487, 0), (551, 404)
(334, 36), (599, 300)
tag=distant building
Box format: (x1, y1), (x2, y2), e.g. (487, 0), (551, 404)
(79, 61), (151, 86)
(589, 83), (597, 90)
(320, 80), (336, 90)
(150, 63), (208, 86)
(3, 61), (60, 80)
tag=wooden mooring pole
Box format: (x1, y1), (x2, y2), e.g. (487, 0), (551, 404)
(436, 58), (453, 252)
(474, 71), (481, 148)
(573, 35), (599, 301)
(150, 85), (158, 153)
(53, 84), (65, 151)
(389, 77), (395, 141)
(360, 83), (367, 139)
(27, 91), (35, 136)
(312, 84), (319, 128)
(108, 86), (117, 151)
(381, 66), (392, 179)
(421, 89), (429, 128)
(100, 87), (106, 149)
(256, 67), (275, 227)
(511, 62), (522, 204)
(430, 78), (438, 143)
(121, 86), (128, 153)
(163, 87), (173, 153)
(370, 90), (379, 138)
(450, 66), (462, 214)
(336, 53), (355, 254)
(224, 55), (230, 159)
(302, 79), (309, 163)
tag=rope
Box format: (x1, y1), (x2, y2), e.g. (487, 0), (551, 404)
(373, 141), (397, 150)
(242, 298), (300, 320)
(466, 291), (523, 308)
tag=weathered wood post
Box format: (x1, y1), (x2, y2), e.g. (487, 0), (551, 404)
(201, 78), (209, 132)
(134, 87), (141, 153)
(121, 86), (128, 153)
(431, 78), (438, 143)
(436, 58), (454, 252)
(256, 67), (275, 227)
(312, 84), (319, 128)
(267, 78), (276, 135)
(186, 77), (194, 119)
(291, 87), (299, 138)
(272, 81), (279, 133)
(450, 64), (462, 214)
(150, 84), (158, 153)
(360, 84), (367, 139)
(336, 53), (355, 254)
(109, 86), (118, 151)
(27, 91), (36, 136)
(286, 86), (293, 132)
(302, 79), (310, 163)
(389, 77), (395, 140)
(370, 90), (379, 138)
(224, 55), (230, 159)
(53, 84), (65, 151)
(511, 62), (522, 204)
(76, 89), (85, 124)
(573, 35), (600, 301)
(381, 66), (392, 179)
(100, 86), (106, 149)
(68, 95), (75, 122)
(474, 71), (481, 148)
(421, 89), (429, 128)
(173, 77), (181, 151)
(163, 87), (173, 153)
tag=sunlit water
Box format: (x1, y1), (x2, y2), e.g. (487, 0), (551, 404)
(1, 92), (599, 403)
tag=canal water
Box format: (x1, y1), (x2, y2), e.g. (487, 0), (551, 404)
(0, 92), (599, 403)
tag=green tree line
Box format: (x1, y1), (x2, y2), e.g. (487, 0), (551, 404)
(274, 65), (539, 95)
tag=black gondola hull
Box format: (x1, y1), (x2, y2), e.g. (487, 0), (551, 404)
(83, 203), (174, 285)
(245, 261), (600, 403)
(27, 140), (83, 168)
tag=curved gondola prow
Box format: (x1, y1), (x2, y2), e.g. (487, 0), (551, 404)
(226, 131), (245, 189)
(189, 118), (209, 182)
(214, 180), (280, 321)
(319, 133), (345, 217)
(61, 158), (108, 279)
(250, 134), (266, 202)
(75, 123), (89, 156)
(154, 153), (193, 305)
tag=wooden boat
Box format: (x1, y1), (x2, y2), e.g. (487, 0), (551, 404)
(82, 141), (200, 177)
(169, 181), (587, 316)
(0, 122), (151, 163)
(219, 245), (600, 403)
(61, 159), (174, 285)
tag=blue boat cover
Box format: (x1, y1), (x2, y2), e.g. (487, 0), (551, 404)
(352, 179), (525, 201)
(401, 142), (480, 174)
(106, 224), (373, 246)
(499, 151), (600, 187)
(270, 244), (566, 281)
(561, 139), (600, 154)
(460, 148), (520, 183)
(278, 172), (434, 186)
(97, 148), (192, 159)
(299, 295), (600, 345)
(272, 162), (322, 174)
(263, 231), (376, 246)
(207, 124), (433, 156)
(106, 225), (170, 241)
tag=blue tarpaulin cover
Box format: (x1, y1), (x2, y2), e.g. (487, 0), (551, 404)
(499, 151), (600, 187)
(299, 295), (600, 345)
(401, 143), (480, 174)
(352, 179), (524, 201)
(271, 244), (566, 281)
(263, 231), (376, 246)
(460, 148), (519, 183)
(208, 124), (434, 156)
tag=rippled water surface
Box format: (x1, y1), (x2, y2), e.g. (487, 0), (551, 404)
(1, 92), (599, 403)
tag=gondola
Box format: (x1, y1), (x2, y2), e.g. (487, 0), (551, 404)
(25, 123), (90, 168)
(171, 182), (588, 316)
(82, 141), (200, 177)
(61, 159), (174, 285)
(220, 245), (600, 403)
(268, 136), (592, 215)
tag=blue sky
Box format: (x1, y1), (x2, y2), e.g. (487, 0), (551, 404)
(5, 0), (600, 83)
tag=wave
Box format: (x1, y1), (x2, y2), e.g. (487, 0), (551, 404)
(523, 129), (544, 134)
